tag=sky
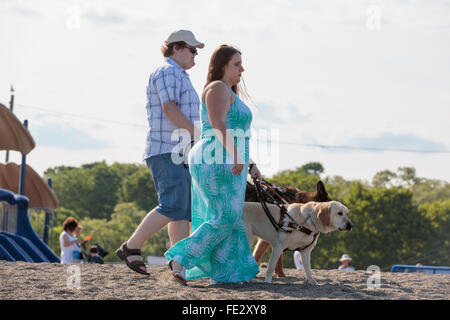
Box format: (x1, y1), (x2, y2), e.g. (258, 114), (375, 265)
(1, 0), (449, 183)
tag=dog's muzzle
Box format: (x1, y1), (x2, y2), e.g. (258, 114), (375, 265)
(339, 222), (353, 232)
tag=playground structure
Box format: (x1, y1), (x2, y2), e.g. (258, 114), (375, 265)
(0, 102), (60, 262)
(0, 188), (59, 262)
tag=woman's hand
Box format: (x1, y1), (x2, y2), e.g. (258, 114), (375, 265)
(250, 164), (262, 181)
(232, 163), (244, 176)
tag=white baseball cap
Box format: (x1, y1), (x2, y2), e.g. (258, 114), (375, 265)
(339, 254), (352, 262)
(165, 29), (204, 48)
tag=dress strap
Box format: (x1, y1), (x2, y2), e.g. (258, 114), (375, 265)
(221, 81), (233, 93)
(220, 81), (238, 101)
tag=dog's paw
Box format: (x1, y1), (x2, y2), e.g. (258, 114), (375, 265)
(265, 277), (273, 284)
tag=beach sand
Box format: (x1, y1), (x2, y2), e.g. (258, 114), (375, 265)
(0, 261), (448, 300)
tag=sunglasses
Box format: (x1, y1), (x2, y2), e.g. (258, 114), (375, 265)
(185, 46), (197, 54)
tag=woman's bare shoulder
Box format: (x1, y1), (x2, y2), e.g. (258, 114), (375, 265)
(204, 81), (228, 94)
(203, 81), (229, 101)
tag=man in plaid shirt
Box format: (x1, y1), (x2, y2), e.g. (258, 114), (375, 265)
(117, 30), (204, 277)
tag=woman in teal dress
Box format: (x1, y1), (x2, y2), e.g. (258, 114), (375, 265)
(165, 45), (262, 284)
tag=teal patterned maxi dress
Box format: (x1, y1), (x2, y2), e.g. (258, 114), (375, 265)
(164, 87), (259, 283)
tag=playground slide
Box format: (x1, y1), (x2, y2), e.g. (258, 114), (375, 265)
(0, 242), (16, 261)
(0, 188), (60, 263)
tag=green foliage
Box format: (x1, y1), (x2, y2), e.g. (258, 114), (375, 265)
(322, 175), (356, 201)
(372, 170), (398, 188)
(418, 200), (450, 266)
(410, 179), (450, 205)
(119, 165), (158, 211)
(54, 207), (80, 226)
(270, 166), (320, 191)
(338, 183), (431, 270)
(44, 161), (122, 220)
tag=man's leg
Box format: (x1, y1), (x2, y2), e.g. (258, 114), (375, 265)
(123, 153), (191, 274)
(124, 208), (172, 272)
(127, 208), (172, 249)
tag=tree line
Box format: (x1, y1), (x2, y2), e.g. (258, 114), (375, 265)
(43, 161), (450, 271)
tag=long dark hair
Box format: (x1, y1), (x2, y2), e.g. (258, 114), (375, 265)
(204, 45), (251, 102)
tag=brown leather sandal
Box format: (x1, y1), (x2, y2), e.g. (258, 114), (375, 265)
(116, 242), (150, 276)
(168, 259), (187, 286)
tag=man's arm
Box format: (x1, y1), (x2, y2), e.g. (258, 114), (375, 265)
(162, 101), (199, 140)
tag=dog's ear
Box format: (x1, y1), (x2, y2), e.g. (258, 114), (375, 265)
(317, 203), (331, 226)
(317, 181), (329, 202)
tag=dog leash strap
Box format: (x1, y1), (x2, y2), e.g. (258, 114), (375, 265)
(252, 178), (316, 236)
(261, 178), (296, 202)
(253, 178), (282, 232)
(260, 181), (290, 205)
(253, 178), (302, 233)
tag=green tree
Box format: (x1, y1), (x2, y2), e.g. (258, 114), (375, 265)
(270, 166), (322, 192)
(54, 207), (80, 226)
(311, 182), (432, 271)
(323, 175), (355, 201)
(372, 170), (397, 188)
(410, 179), (450, 205)
(300, 162), (324, 176)
(44, 161), (122, 220)
(398, 167), (422, 186)
(120, 165), (158, 211)
(418, 200), (450, 266)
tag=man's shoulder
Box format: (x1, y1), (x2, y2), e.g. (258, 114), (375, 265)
(151, 61), (182, 80)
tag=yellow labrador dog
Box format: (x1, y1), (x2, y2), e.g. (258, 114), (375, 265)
(243, 201), (352, 285)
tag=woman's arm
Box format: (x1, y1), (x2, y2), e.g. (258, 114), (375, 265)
(204, 81), (244, 175)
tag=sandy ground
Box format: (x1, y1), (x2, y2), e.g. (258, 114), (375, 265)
(0, 261), (448, 300)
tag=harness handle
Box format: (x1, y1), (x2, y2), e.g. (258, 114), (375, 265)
(252, 177), (283, 232)
(252, 178), (299, 232)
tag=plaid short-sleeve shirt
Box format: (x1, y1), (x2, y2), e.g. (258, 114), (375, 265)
(143, 58), (200, 160)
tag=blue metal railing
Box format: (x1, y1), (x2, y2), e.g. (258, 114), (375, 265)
(391, 264), (450, 274)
